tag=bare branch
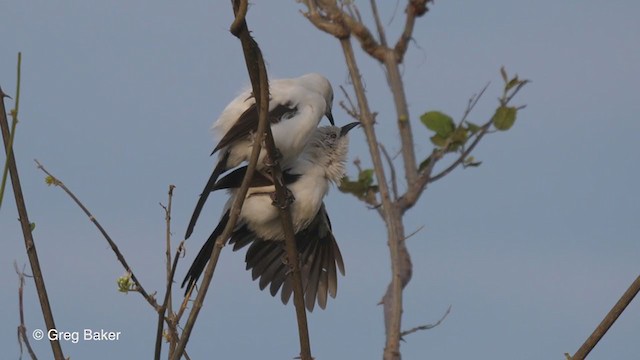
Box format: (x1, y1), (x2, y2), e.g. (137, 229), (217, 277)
(301, 1), (386, 61)
(379, 143), (398, 200)
(15, 262), (38, 360)
(1, 87), (65, 360)
(370, 0), (388, 47)
(337, 37), (409, 360)
(571, 275), (640, 360)
(154, 185), (176, 360)
(35, 160), (159, 311)
(383, 50), (417, 187)
(395, 0), (431, 62)
(338, 85), (360, 120)
(0, 53), (21, 211)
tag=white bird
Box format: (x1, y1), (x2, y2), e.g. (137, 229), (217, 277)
(185, 73), (335, 240)
(182, 122), (359, 311)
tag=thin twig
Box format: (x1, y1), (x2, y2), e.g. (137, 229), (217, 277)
(15, 262), (38, 360)
(1, 88), (65, 359)
(397, 83), (491, 213)
(428, 122), (491, 183)
(0, 52), (21, 210)
(403, 224), (425, 241)
(400, 305), (451, 338)
(460, 82), (490, 126)
(339, 85), (360, 120)
(154, 185), (176, 360)
(571, 275), (640, 360)
(394, 0), (430, 62)
(34, 159), (159, 310)
(370, 0), (388, 47)
(166, 240), (186, 358)
(379, 143), (398, 200)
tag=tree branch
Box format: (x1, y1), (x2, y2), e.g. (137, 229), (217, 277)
(370, 0), (388, 47)
(35, 160), (159, 311)
(0, 53), (21, 210)
(1, 87), (65, 360)
(231, 1), (313, 356)
(383, 49), (418, 188)
(337, 36), (409, 360)
(173, 1), (312, 358)
(302, 0), (386, 61)
(397, 83), (490, 213)
(394, 0), (431, 62)
(571, 275), (640, 360)
(379, 143), (398, 201)
(15, 262), (38, 360)
(154, 185), (176, 360)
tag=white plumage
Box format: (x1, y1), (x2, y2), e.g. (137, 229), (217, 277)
(185, 73), (335, 239)
(183, 122), (359, 311)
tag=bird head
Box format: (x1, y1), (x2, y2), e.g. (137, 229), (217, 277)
(299, 73), (334, 125)
(307, 122), (360, 184)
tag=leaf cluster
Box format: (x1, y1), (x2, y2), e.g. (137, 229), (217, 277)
(338, 168), (379, 203)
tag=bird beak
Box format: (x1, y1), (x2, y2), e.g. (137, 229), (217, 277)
(326, 111), (335, 125)
(340, 121), (360, 137)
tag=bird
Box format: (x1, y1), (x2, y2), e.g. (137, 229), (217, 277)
(182, 122), (359, 311)
(185, 73), (335, 240)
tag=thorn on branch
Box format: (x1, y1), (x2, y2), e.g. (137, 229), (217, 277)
(400, 305), (451, 340)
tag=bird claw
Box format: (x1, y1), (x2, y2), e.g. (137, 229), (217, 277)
(270, 188), (295, 209)
(263, 148), (283, 168)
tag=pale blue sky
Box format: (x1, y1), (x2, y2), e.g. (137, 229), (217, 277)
(1, 1), (639, 359)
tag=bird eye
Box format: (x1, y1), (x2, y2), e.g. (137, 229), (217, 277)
(330, 133), (337, 139)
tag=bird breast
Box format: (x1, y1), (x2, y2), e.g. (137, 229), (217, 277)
(239, 171), (328, 241)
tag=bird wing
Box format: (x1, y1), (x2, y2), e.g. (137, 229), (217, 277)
(211, 165), (302, 191)
(212, 102), (297, 155)
(185, 151), (230, 240)
(185, 143), (302, 240)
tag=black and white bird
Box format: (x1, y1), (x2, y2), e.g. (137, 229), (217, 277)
(185, 73), (335, 240)
(182, 122), (359, 311)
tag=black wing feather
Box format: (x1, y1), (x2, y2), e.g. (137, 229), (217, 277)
(212, 102), (297, 155)
(182, 209), (231, 295)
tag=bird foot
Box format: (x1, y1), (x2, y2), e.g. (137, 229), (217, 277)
(262, 147), (283, 168)
(270, 188), (295, 209)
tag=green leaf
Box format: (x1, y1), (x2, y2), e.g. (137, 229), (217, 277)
(418, 155), (433, 171)
(29, 222), (36, 232)
(492, 106), (517, 131)
(358, 169), (375, 187)
(500, 66), (508, 83)
(430, 134), (448, 147)
(420, 111), (455, 137)
(506, 76), (520, 92)
(464, 156), (482, 168)
(451, 127), (468, 144)
(466, 121), (481, 134)
(339, 169), (379, 202)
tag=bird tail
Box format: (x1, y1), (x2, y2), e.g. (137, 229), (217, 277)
(182, 210), (230, 296)
(185, 151), (230, 240)
(230, 206), (344, 311)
